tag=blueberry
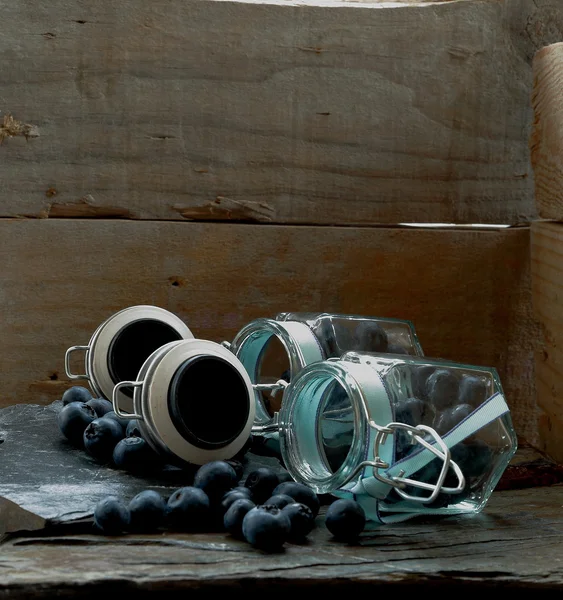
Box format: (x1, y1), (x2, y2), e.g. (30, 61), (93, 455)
(194, 461), (238, 503)
(244, 467), (280, 504)
(128, 490), (167, 532)
(464, 439), (493, 479)
(411, 365), (436, 400)
(83, 417), (125, 461)
(282, 502), (314, 541)
(449, 442), (472, 477)
(57, 402), (97, 447)
(62, 386), (92, 406)
(263, 494), (294, 509)
(426, 369), (460, 411)
(325, 499), (365, 542)
(395, 397), (425, 426)
(354, 322), (388, 353)
(225, 459), (244, 482)
(166, 486), (211, 531)
(386, 343), (408, 355)
(242, 505), (291, 551)
(104, 411), (131, 430)
(271, 482), (320, 517)
(434, 403), (473, 436)
(93, 495), (130, 535)
(112, 436), (162, 473)
(459, 375), (489, 408)
(407, 460), (453, 508)
(276, 470), (293, 485)
(126, 419), (142, 438)
(85, 397), (113, 418)
(220, 487), (254, 515)
(224, 498), (255, 538)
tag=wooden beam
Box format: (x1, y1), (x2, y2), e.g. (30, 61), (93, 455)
(0, 219), (537, 443)
(531, 221), (563, 460)
(1, 0), (560, 224)
(531, 42), (563, 220)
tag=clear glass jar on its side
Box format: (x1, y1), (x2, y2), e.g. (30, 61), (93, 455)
(277, 352), (517, 522)
(65, 306), (194, 413)
(230, 313), (424, 434)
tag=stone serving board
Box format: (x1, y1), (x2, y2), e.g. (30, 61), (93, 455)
(0, 401), (284, 533)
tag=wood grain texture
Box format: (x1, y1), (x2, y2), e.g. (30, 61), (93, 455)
(2, 0), (563, 225)
(0, 219), (537, 443)
(531, 42), (563, 220)
(1, 482), (563, 597)
(531, 221), (563, 460)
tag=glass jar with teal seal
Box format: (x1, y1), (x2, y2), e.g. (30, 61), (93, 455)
(228, 313), (424, 446)
(276, 352), (517, 523)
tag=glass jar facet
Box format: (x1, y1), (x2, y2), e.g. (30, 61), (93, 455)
(276, 312), (423, 358)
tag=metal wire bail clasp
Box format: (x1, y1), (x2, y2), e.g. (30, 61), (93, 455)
(112, 380), (144, 420)
(64, 345), (90, 380)
(250, 379), (289, 434)
(372, 422), (466, 504)
(252, 378), (289, 395)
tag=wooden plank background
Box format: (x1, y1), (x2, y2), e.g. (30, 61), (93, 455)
(531, 221), (563, 459)
(0, 219), (537, 443)
(1, 0), (562, 225)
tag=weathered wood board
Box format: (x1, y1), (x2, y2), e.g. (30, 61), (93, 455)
(531, 42), (563, 220)
(0, 219), (537, 443)
(1, 482), (563, 597)
(531, 221), (563, 460)
(2, 0), (563, 225)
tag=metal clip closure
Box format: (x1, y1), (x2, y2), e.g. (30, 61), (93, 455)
(252, 379), (289, 394)
(373, 423), (465, 504)
(340, 421), (465, 504)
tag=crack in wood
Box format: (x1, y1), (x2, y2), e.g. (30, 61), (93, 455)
(45, 196), (135, 219)
(176, 196), (275, 223)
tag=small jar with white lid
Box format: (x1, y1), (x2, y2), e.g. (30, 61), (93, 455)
(229, 312), (424, 436)
(112, 339), (255, 467)
(276, 352), (517, 523)
(65, 305), (194, 413)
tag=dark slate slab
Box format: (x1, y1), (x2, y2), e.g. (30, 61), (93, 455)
(0, 401), (285, 528)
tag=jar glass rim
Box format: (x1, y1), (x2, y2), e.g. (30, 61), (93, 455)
(231, 318), (324, 428)
(279, 361), (368, 494)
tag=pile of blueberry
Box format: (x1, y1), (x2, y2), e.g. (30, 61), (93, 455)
(56, 385), (163, 472)
(58, 385), (367, 548)
(93, 461), (366, 551)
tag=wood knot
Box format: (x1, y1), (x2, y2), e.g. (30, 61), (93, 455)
(0, 114), (40, 144)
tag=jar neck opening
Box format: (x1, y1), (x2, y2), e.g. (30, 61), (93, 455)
(232, 319), (324, 426)
(279, 363), (369, 494)
(108, 319), (183, 397)
(167, 355), (250, 450)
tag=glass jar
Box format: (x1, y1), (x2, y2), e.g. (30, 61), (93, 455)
(65, 306), (193, 413)
(112, 339), (255, 467)
(277, 352), (517, 523)
(229, 312), (423, 434)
